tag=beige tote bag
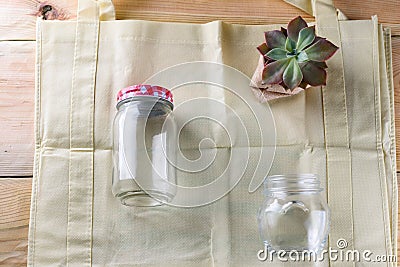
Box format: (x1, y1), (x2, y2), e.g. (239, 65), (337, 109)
(28, 0), (397, 266)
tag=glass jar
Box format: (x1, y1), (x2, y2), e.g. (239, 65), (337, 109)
(112, 85), (177, 207)
(257, 174), (329, 253)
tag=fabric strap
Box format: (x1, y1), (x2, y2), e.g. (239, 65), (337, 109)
(67, 0), (98, 265)
(69, 0), (353, 265)
(67, 0), (114, 266)
(314, 2), (355, 265)
(285, 0), (355, 265)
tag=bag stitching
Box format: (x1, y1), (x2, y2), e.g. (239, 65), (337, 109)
(388, 36), (398, 259)
(317, 4), (355, 264)
(373, 20), (391, 262)
(384, 27), (398, 259)
(67, 18), (98, 267)
(29, 18), (43, 267)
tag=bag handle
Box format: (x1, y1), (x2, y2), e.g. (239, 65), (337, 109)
(285, 1), (355, 264)
(311, 2), (355, 263)
(284, 0), (332, 17)
(66, 0), (107, 266)
(77, 0), (115, 21)
(284, 0), (315, 15)
(75, 0), (335, 21)
(287, 1), (355, 263)
(70, 0), (354, 266)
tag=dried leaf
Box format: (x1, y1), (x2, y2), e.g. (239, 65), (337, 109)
(304, 39), (339, 62)
(287, 16), (308, 42)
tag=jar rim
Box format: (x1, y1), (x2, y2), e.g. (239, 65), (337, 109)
(264, 173), (324, 194)
(117, 84), (173, 104)
(267, 173), (317, 180)
(116, 96), (174, 110)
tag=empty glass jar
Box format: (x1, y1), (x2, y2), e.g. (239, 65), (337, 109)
(112, 85), (177, 207)
(257, 174), (330, 253)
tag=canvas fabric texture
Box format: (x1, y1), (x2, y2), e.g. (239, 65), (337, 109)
(28, 0), (397, 266)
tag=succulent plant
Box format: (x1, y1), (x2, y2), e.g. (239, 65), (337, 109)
(257, 16), (339, 90)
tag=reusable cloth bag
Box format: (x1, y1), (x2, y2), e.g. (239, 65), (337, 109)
(29, 0), (397, 266)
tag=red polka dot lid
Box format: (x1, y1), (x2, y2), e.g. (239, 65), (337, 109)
(117, 84), (173, 105)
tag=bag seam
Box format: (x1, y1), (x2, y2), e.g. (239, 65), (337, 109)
(373, 20), (391, 264)
(384, 27), (398, 257)
(28, 17), (43, 267)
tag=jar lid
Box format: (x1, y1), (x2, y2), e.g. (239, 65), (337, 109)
(117, 84), (173, 104)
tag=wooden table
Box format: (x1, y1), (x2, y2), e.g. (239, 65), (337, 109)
(0, 0), (399, 265)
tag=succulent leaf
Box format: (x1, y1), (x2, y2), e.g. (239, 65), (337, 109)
(311, 61), (328, 69)
(300, 62), (327, 86)
(299, 81), (309, 89)
(256, 16), (338, 91)
(296, 26), (316, 51)
(264, 30), (286, 49)
(287, 16), (308, 42)
(262, 58), (290, 85)
(285, 37), (296, 53)
(283, 58), (303, 90)
(311, 36), (326, 45)
(281, 27), (288, 37)
(297, 51), (308, 62)
(304, 39), (339, 62)
(266, 48), (288, 61)
(257, 43), (269, 56)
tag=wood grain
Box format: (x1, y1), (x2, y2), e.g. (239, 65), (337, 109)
(0, 177), (399, 264)
(0, 0), (399, 41)
(0, 41), (35, 177)
(394, 38), (400, 161)
(0, 41), (399, 177)
(0, 0), (75, 41)
(0, 0), (400, 265)
(0, 178), (31, 267)
(0, 6), (399, 177)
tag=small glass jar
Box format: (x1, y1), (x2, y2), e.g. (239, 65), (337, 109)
(112, 85), (177, 207)
(257, 174), (329, 253)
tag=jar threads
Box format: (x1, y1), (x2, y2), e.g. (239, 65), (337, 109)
(258, 174), (330, 253)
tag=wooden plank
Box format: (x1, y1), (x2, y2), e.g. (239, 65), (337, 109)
(0, 37), (399, 177)
(394, 38), (400, 162)
(0, 0), (399, 41)
(0, 39), (399, 177)
(0, 41), (35, 177)
(0, 178), (31, 267)
(334, 1), (400, 36)
(0, 0), (76, 41)
(0, 175), (399, 264)
(0, 1), (399, 265)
